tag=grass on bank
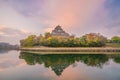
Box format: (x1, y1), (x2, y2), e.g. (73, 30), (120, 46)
(106, 43), (120, 48)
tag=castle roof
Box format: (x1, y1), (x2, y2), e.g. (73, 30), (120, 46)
(51, 25), (69, 37)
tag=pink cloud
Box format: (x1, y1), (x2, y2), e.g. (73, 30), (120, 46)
(37, 0), (108, 35)
(0, 25), (31, 44)
(1, 0), (119, 40)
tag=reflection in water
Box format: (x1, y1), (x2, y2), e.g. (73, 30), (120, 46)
(0, 50), (10, 54)
(0, 50), (25, 72)
(0, 51), (120, 80)
(114, 57), (120, 64)
(19, 52), (119, 76)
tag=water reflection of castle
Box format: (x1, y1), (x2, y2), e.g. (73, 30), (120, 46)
(19, 52), (120, 76)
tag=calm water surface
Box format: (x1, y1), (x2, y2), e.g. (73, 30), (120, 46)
(0, 50), (120, 80)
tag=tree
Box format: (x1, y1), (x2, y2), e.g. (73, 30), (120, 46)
(20, 32), (107, 47)
(79, 36), (87, 47)
(44, 32), (51, 39)
(80, 33), (107, 47)
(111, 36), (120, 43)
(25, 35), (36, 47)
(47, 37), (59, 47)
(20, 39), (26, 47)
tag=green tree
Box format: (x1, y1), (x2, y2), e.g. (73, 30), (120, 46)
(48, 37), (59, 47)
(25, 35), (36, 47)
(44, 32), (51, 39)
(79, 36), (87, 47)
(111, 36), (120, 43)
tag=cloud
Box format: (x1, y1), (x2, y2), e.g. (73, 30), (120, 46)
(0, 0), (120, 40)
(34, 0), (108, 33)
(0, 25), (30, 44)
(30, 0), (120, 38)
(1, 0), (109, 34)
(0, 1), (44, 34)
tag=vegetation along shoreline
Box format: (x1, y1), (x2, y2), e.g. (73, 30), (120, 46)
(20, 25), (120, 54)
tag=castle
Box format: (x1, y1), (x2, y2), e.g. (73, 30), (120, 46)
(51, 25), (70, 37)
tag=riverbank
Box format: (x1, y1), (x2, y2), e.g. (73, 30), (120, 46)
(20, 47), (120, 54)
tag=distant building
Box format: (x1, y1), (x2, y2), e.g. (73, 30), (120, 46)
(51, 25), (70, 37)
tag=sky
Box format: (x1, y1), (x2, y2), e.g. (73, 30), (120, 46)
(0, 0), (120, 44)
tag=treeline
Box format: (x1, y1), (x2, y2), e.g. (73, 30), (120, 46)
(0, 42), (19, 50)
(20, 32), (108, 47)
(109, 36), (120, 43)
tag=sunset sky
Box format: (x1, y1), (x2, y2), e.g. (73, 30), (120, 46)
(0, 0), (120, 44)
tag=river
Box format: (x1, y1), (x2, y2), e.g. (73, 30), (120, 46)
(0, 50), (120, 80)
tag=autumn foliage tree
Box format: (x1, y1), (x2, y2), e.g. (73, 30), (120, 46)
(20, 33), (107, 47)
(79, 33), (107, 47)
